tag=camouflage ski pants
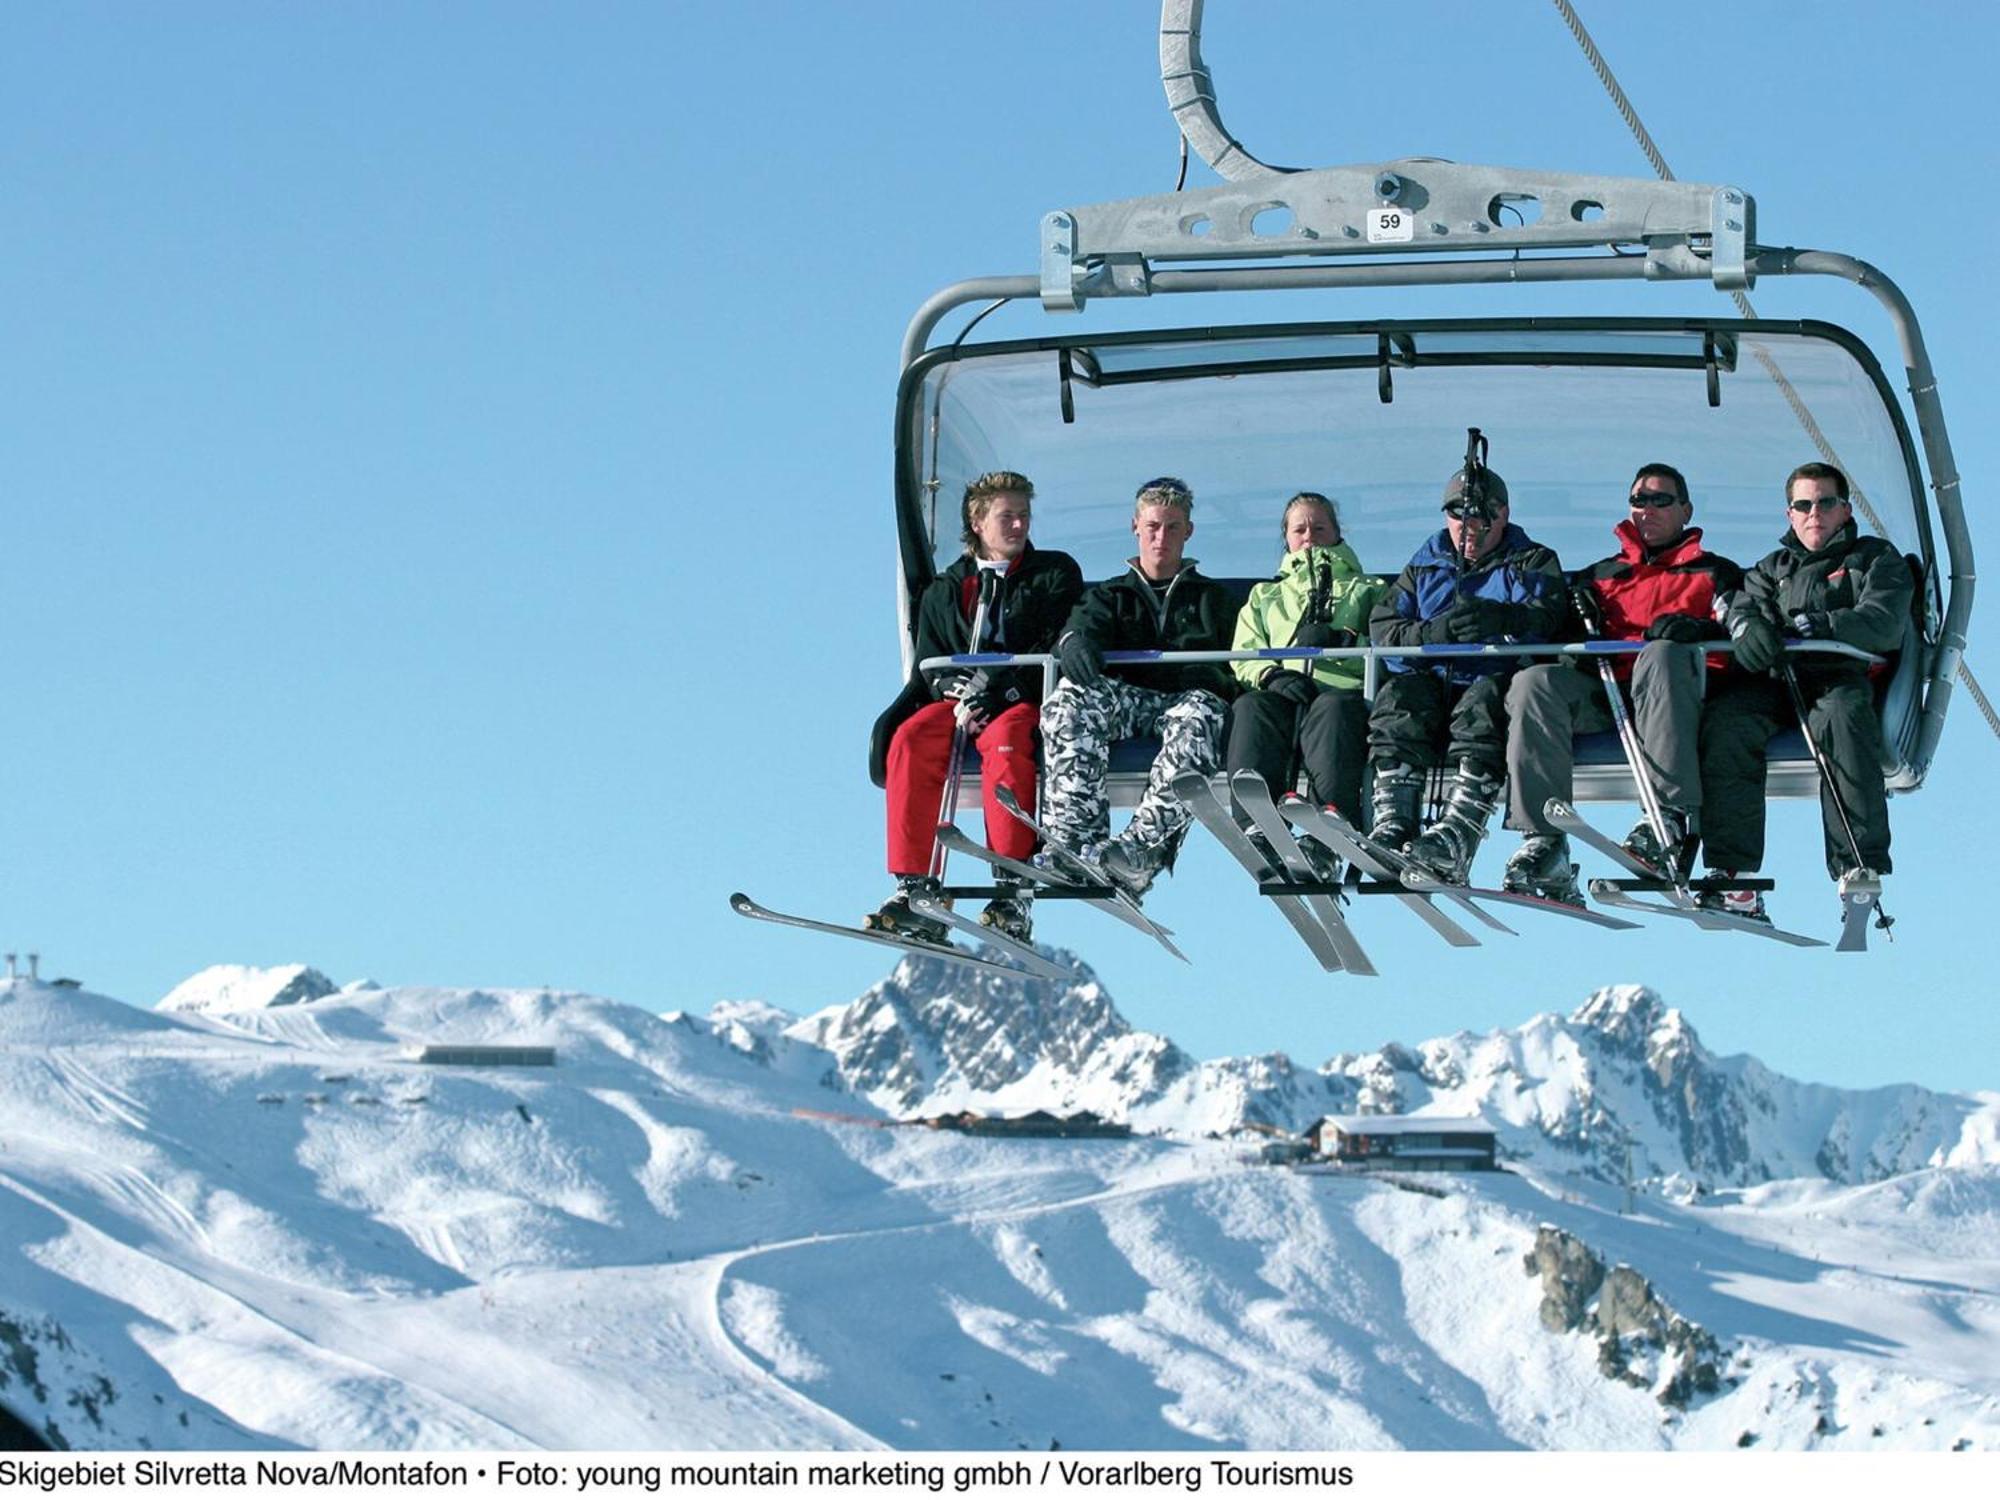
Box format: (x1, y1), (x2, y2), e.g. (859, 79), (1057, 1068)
(1038, 678), (1228, 860)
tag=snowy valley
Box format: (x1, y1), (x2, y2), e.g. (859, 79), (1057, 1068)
(1, 956), (1997, 1451)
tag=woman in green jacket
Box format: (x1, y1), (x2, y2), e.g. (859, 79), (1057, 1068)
(1224, 492), (1383, 824)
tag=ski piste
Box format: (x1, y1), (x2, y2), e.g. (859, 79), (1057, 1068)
(1172, 771), (1348, 974)
(1227, 771), (1378, 976)
(973, 791), (1191, 963)
(904, 893), (1076, 981)
(1279, 797), (1481, 949)
(728, 893), (1059, 980)
(1303, 806), (1516, 937)
(1543, 800), (1829, 948)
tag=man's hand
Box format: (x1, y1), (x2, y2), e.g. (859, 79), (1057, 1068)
(1730, 613), (1784, 672)
(1644, 612), (1711, 645)
(1056, 630), (1103, 687)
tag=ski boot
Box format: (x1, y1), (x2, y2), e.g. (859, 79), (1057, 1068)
(1367, 761), (1426, 852)
(1502, 833), (1583, 907)
(1098, 839), (1162, 901)
(1694, 869), (1769, 924)
(864, 875), (951, 945)
(1621, 807), (1691, 874)
(1404, 761), (1503, 885)
(978, 881), (1034, 944)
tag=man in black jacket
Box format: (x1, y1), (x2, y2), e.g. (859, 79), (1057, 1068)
(1700, 461), (1913, 919)
(1039, 477), (1235, 899)
(867, 470), (1084, 942)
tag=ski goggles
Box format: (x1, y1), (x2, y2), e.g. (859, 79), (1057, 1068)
(1443, 500), (1503, 521)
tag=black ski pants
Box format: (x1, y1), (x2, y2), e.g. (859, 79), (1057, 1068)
(1698, 672), (1891, 878)
(1225, 683), (1369, 817)
(1366, 670), (1510, 775)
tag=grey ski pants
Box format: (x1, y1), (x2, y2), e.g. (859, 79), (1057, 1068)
(1039, 678), (1228, 858)
(1504, 641), (1706, 835)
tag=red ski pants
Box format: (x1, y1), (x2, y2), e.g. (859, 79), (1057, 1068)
(885, 699), (1039, 874)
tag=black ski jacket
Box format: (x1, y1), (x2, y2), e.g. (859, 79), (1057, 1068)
(1062, 560), (1238, 699)
(868, 544), (1084, 785)
(1724, 521), (1913, 683)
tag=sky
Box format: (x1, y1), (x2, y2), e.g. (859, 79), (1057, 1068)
(4, 1), (1996, 1094)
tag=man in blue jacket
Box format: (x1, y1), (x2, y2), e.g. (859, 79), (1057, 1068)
(1366, 443), (1569, 885)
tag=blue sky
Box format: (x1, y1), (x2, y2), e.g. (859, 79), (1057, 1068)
(5, 2), (1995, 1092)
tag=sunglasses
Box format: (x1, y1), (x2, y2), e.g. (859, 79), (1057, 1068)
(1788, 496), (1848, 514)
(1627, 491), (1683, 510)
(1443, 502), (1501, 521)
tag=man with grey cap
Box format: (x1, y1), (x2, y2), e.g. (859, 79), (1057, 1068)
(1365, 431), (1569, 885)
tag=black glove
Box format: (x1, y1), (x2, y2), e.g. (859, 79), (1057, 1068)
(1056, 630), (1103, 687)
(1292, 622), (1357, 650)
(1258, 667), (1317, 706)
(1571, 584), (1608, 638)
(1730, 613), (1784, 673)
(1791, 611), (1832, 640)
(1644, 612), (1712, 645)
(955, 678), (1022, 732)
(939, 667), (989, 702)
(1440, 597), (1522, 642)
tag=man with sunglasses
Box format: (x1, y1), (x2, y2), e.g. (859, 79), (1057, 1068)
(1499, 463), (1743, 903)
(1698, 462), (1913, 918)
(1366, 443), (1568, 885)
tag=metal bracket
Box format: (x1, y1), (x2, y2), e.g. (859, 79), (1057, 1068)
(1038, 160), (1756, 312)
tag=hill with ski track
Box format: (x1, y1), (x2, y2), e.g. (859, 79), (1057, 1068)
(0, 961), (1996, 1451)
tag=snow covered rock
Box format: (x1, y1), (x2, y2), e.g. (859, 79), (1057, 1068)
(158, 964), (338, 1014)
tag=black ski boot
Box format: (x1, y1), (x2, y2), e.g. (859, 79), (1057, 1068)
(1405, 761), (1503, 885)
(864, 875), (950, 945)
(1621, 807), (1691, 873)
(978, 881), (1034, 943)
(1502, 832), (1583, 906)
(1368, 761), (1425, 852)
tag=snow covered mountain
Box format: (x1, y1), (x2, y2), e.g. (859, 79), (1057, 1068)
(1, 961), (1996, 1450)
(795, 953), (1999, 1191)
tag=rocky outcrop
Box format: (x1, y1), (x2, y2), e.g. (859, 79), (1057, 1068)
(1523, 1226), (1724, 1409)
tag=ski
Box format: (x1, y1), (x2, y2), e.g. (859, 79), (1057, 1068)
(905, 894), (1076, 981)
(1396, 868), (1642, 930)
(1835, 870), (1889, 954)
(932, 824), (1165, 944)
(1544, 800), (1828, 948)
(1278, 797), (1480, 949)
(1304, 805), (1516, 936)
(1227, 771), (1378, 976)
(1173, 771), (1348, 974)
(985, 789), (1190, 963)
(729, 893), (1056, 979)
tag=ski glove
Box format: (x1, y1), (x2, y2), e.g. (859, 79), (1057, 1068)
(1291, 622), (1357, 651)
(1791, 611), (1833, 640)
(939, 668), (990, 702)
(1056, 630), (1103, 687)
(1258, 667), (1317, 706)
(1570, 584), (1608, 639)
(1730, 613), (1784, 673)
(1437, 597), (1523, 643)
(1644, 612), (1712, 645)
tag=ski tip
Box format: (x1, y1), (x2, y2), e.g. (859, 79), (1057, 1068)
(729, 892), (756, 912)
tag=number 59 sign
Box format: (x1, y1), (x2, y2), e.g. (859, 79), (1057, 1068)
(1366, 208), (1414, 243)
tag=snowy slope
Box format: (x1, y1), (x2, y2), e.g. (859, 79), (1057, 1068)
(0, 966), (1996, 1451)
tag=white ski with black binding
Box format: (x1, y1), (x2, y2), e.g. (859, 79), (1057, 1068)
(1543, 799), (1827, 948)
(730, 893), (1060, 979)
(1173, 771), (1348, 973)
(1226, 771), (1377, 975)
(1278, 797), (1481, 948)
(1302, 805), (1517, 936)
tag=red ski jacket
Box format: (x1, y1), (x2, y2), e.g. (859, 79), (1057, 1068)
(1574, 522), (1744, 679)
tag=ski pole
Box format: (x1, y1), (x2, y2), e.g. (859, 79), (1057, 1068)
(1777, 654), (1891, 932)
(931, 567), (1004, 881)
(1572, 587), (1685, 880)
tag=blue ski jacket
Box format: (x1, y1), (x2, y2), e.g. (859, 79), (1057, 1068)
(1368, 522), (1569, 684)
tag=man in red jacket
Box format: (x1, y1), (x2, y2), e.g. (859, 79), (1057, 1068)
(1500, 463), (1743, 902)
